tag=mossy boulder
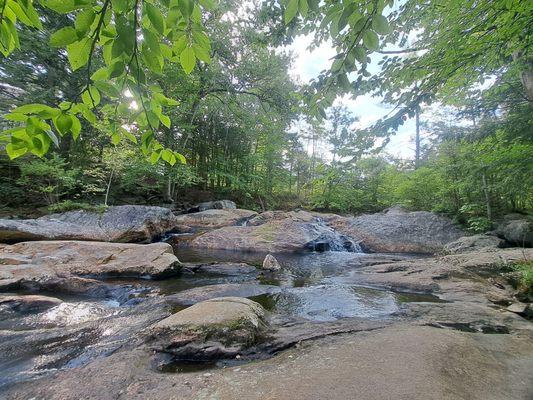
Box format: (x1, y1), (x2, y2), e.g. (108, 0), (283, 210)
(149, 297), (268, 361)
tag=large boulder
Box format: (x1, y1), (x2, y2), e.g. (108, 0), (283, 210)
(496, 214), (533, 247)
(0, 241), (181, 291)
(246, 210), (317, 226)
(329, 206), (464, 254)
(196, 199), (237, 212)
(0, 205), (184, 243)
(190, 217), (357, 253)
(174, 209), (257, 230)
(149, 297), (267, 361)
(444, 234), (505, 254)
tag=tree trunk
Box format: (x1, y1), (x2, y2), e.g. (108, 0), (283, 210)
(415, 108), (421, 169)
(481, 170), (492, 221)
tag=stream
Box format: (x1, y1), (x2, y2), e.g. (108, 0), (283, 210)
(0, 244), (444, 388)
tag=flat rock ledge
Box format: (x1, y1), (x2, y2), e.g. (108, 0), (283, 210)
(0, 205), (185, 243)
(0, 240), (181, 293)
(148, 297), (268, 362)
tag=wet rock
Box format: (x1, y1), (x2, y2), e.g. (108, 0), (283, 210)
(497, 214), (533, 246)
(444, 234), (504, 254)
(262, 254), (281, 271)
(0, 294), (62, 315)
(149, 297), (267, 361)
(175, 209), (257, 229)
(191, 217), (355, 253)
(329, 206), (464, 253)
(0, 205), (183, 243)
(165, 283), (281, 306)
(0, 241), (181, 292)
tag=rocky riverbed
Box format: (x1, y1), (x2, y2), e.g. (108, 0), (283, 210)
(0, 205), (531, 399)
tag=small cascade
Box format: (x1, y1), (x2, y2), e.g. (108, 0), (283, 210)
(304, 228), (365, 253)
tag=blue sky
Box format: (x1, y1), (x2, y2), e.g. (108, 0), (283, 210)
(282, 34), (423, 160)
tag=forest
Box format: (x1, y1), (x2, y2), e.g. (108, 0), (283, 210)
(0, 0), (532, 231)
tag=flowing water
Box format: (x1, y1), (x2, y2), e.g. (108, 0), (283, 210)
(0, 244), (444, 388)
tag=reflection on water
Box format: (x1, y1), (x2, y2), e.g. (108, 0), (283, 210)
(145, 246), (440, 323)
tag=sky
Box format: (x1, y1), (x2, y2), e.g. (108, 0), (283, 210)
(282, 34), (428, 161)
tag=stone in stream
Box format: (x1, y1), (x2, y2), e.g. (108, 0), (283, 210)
(0, 205), (186, 244)
(149, 297), (268, 361)
(165, 283), (281, 306)
(0, 241), (182, 293)
(262, 254), (281, 271)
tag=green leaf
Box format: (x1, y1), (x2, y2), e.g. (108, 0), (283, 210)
(298, 0), (308, 18)
(353, 46), (366, 63)
(180, 46), (196, 74)
(145, 3), (165, 34)
(372, 15), (391, 35)
(150, 150), (161, 164)
(159, 113), (171, 128)
(50, 27), (78, 47)
(362, 30), (379, 51)
(111, 0), (129, 13)
(54, 113), (73, 135)
(75, 9), (96, 35)
(175, 152), (186, 164)
(193, 44), (210, 63)
(94, 81), (121, 98)
(71, 115), (82, 140)
(178, 0), (194, 18)
(67, 38), (92, 71)
(161, 148), (174, 164)
(43, 0), (91, 13)
(91, 67), (109, 81)
(109, 59), (125, 78)
(82, 86), (101, 107)
(12, 104), (57, 115)
(111, 132), (121, 145)
(285, 0), (299, 24)
(6, 143), (27, 159)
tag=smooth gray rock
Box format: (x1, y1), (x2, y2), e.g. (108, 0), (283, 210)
(262, 254), (281, 271)
(444, 234), (504, 254)
(197, 200), (237, 211)
(497, 215), (533, 246)
(149, 297), (267, 362)
(0, 205), (184, 243)
(329, 206), (464, 254)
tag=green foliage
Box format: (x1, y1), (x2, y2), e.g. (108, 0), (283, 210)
(1, 0), (215, 164)
(512, 260), (533, 297)
(47, 200), (98, 213)
(17, 154), (79, 205)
